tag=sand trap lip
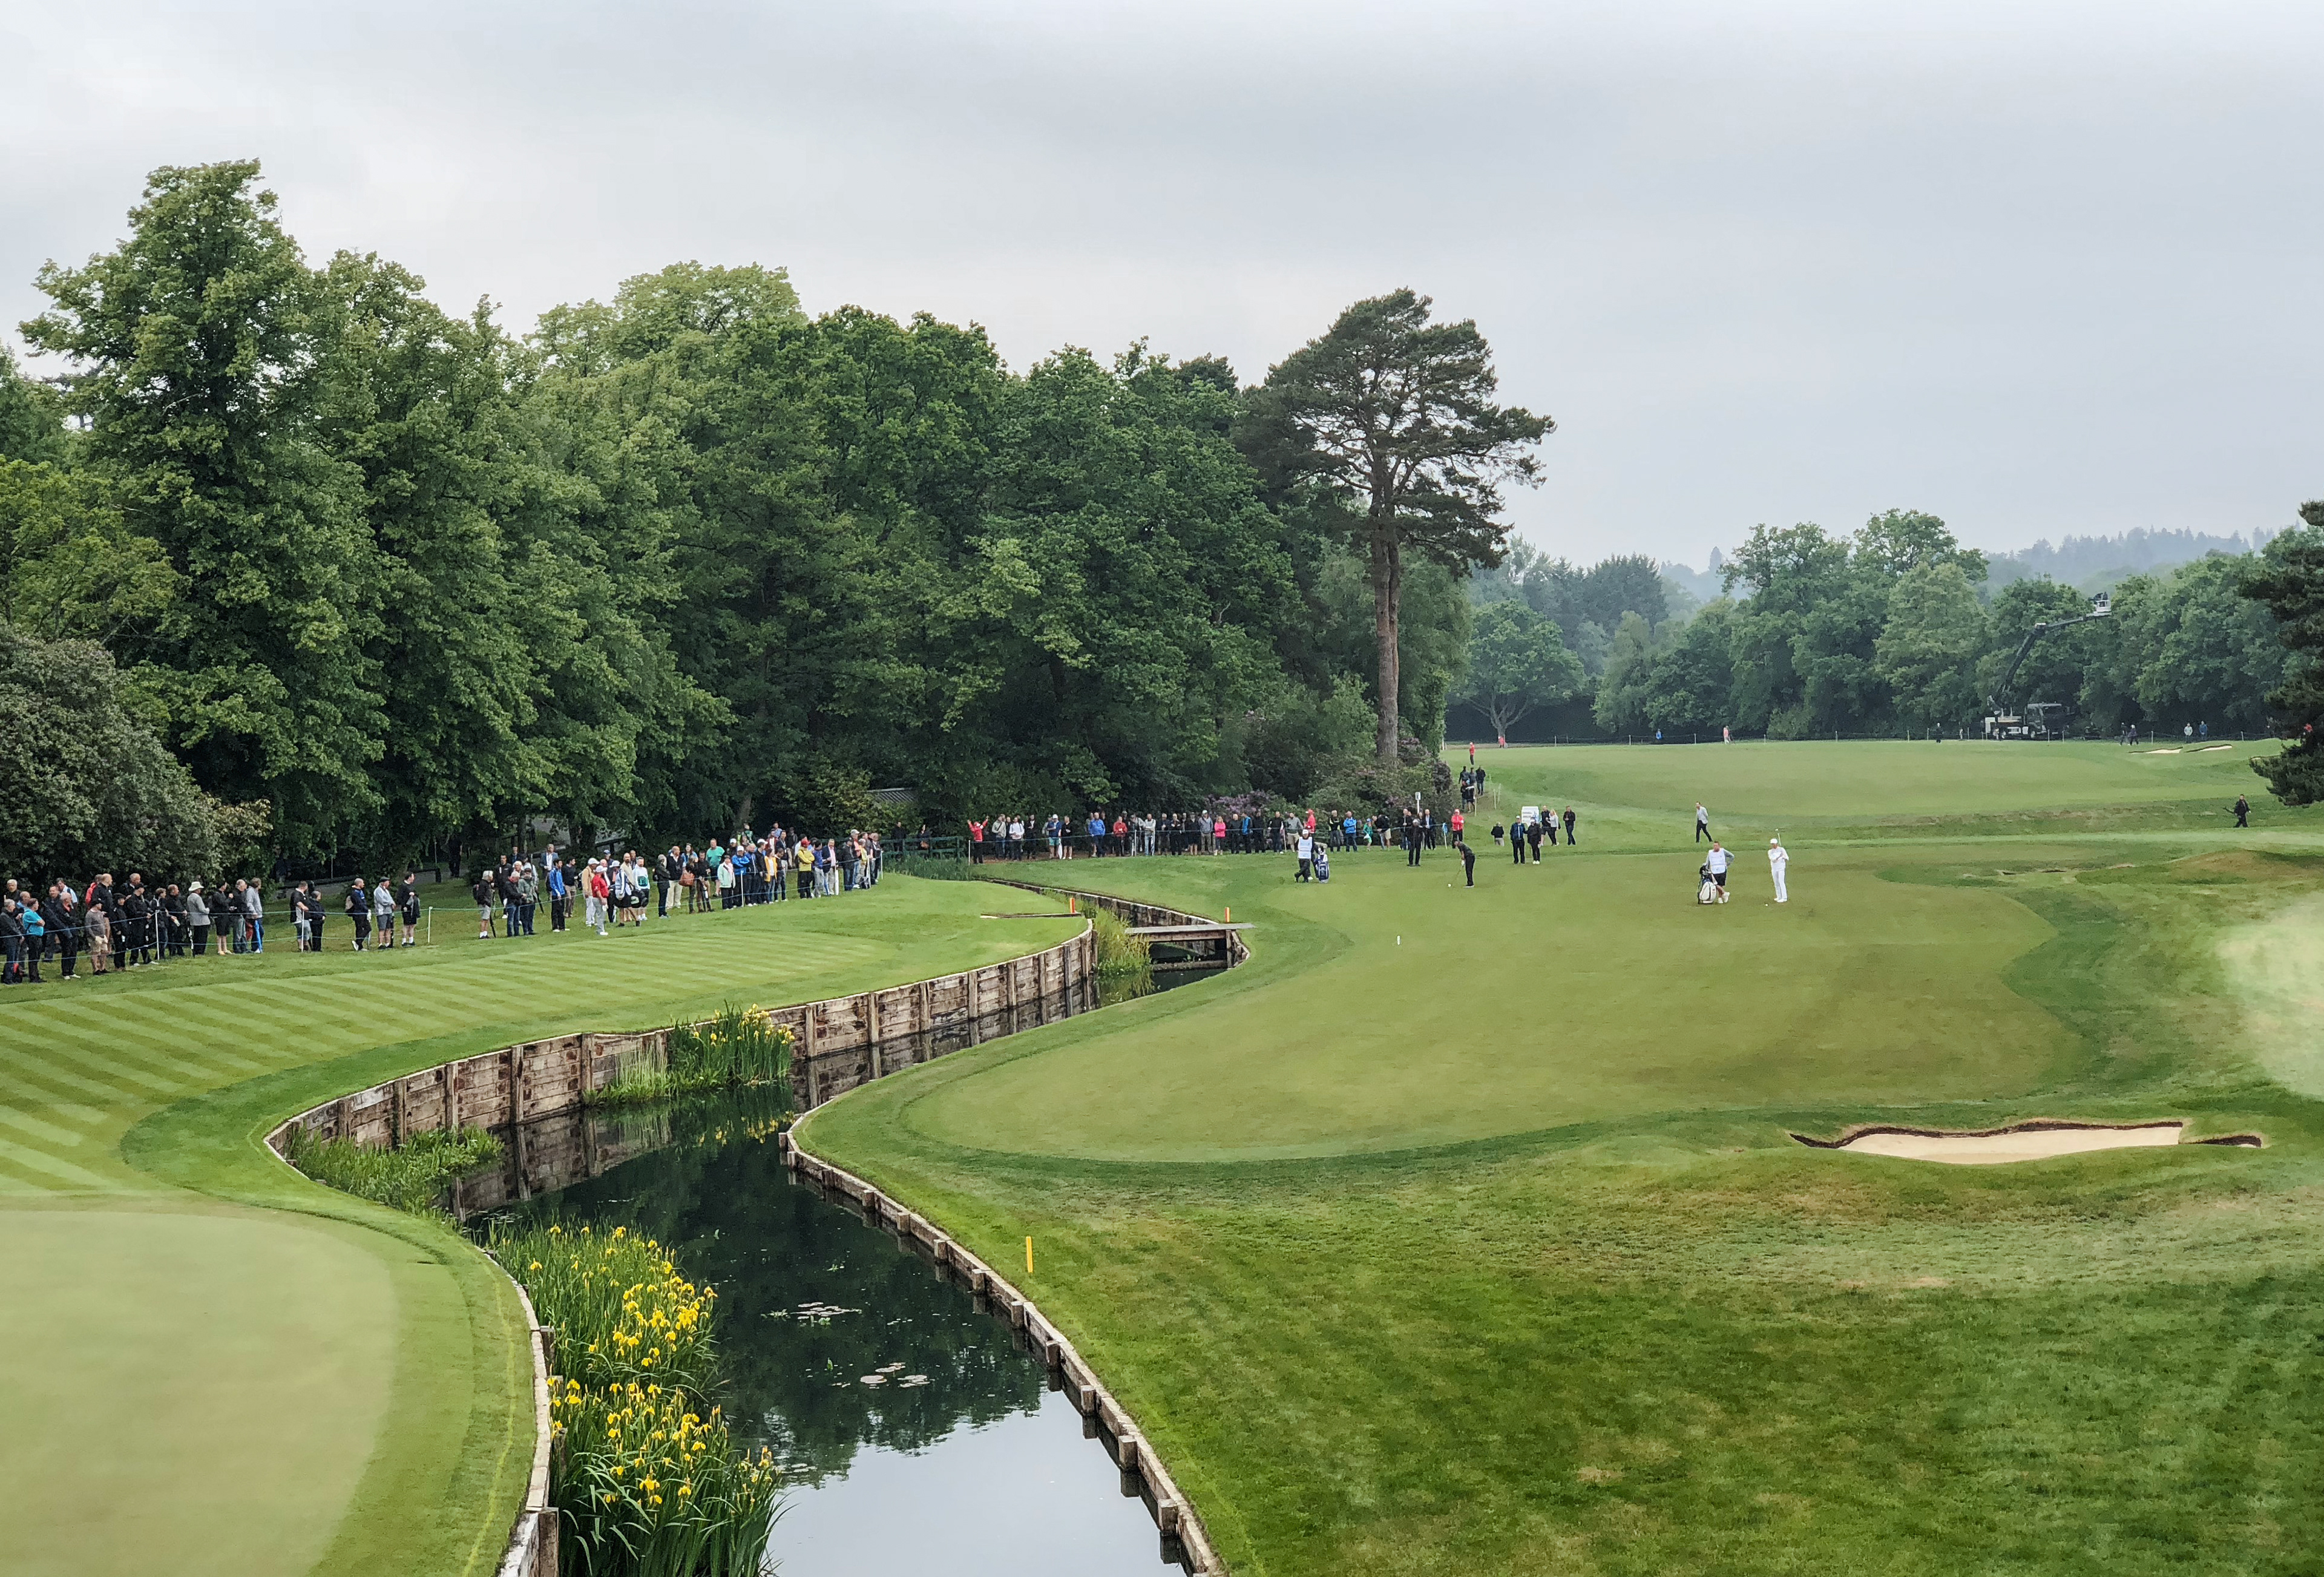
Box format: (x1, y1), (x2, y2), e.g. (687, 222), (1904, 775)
(1792, 1120), (2263, 1165)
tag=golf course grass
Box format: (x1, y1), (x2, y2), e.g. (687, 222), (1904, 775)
(0, 879), (1080, 1577)
(804, 741), (2324, 1575)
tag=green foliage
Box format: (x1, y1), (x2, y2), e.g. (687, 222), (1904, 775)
(0, 627), (218, 880)
(281, 1124), (503, 1215)
(2242, 504), (2324, 804)
(1252, 289), (1550, 763)
(0, 461), (179, 640)
(1591, 611), (1658, 734)
(594, 1005), (794, 1107)
(24, 161), (388, 854)
(1088, 904), (1152, 975)
(2106, 556), (2288, 734)
(1875, 561), (1989, 730)
(1236, 674), (1377, 801)
(1459, 599), (1583, 738)
(0, 348), (72, 465)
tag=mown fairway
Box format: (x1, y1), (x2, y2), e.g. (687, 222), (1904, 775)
(807, 741), (2324, 1576)
(0, 882), (1079, 1577)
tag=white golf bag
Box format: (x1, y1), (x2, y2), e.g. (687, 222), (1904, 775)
(1697, 863), (1718, 905)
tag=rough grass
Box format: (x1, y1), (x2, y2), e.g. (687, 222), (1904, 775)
(805, 744), (2324, 1576)
(0, 878), (1080, 1577)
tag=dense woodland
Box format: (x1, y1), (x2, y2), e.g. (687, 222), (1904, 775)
(2, 161), (2319, 884)
(1456, 511), (2322, 769)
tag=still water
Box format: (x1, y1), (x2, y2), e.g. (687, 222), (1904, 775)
(493, 970), (1218, 1575)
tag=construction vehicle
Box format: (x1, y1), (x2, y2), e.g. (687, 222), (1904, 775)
(1983, 593), (2110, 739)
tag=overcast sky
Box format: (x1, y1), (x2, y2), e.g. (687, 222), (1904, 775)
(5, 1), (2320, 566)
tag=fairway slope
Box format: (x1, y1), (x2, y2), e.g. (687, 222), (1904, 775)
(810, 745), (2324, 1576)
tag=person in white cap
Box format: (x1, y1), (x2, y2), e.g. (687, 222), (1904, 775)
(1768, 834), (1789, 903)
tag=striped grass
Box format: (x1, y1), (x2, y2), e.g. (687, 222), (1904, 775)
(0, 878), (1082, 1577)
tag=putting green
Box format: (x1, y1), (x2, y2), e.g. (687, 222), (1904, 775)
(902, 851), (2070, 1160)
(2, 1204), (396, 1577)
(1469, 736), (2275, 813)
(0, 879), (1080, 1576)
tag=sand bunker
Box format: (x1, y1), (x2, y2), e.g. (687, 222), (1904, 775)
(1791, 1120), (2258, 1164)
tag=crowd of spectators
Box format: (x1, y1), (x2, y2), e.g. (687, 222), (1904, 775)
(0, 822), (888, 986)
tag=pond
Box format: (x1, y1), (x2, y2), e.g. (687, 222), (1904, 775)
(481, 967), (1219, 1575)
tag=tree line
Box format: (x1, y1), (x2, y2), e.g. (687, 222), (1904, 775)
(5, 160), (2317, 890)
(1, 162), (1554, 883)
(1453, 508), (2324, 804)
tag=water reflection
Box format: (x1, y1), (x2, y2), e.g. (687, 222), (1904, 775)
(483, 965), (1225, 1575)
(500, 1093), (1043, 1483)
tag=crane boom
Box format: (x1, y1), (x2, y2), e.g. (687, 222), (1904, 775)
(1983, 592), (2111, 738)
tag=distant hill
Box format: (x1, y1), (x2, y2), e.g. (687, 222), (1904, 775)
(1984, 526), (2281, 594)
(1659, 552), (1725, 607)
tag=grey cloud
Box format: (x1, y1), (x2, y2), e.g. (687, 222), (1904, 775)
(5, 0), (2319, 565)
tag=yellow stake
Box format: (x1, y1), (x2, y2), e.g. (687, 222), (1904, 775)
(1026, 1235), (1034, 1276)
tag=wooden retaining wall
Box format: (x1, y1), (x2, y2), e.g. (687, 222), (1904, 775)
(266, 928), (1097, 1155)
(779, 1129), (1224, 1574)
(271, 887), (1244, 1577)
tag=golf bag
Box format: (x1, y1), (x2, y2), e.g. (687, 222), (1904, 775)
(1314, 848), (1331, 882)
(1697, 862), (1719, 905)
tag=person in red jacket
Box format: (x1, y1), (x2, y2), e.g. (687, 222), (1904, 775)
(967, 818), (986, 864)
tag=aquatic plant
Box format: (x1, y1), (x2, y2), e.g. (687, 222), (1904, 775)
(549, 1378), (781, 1577)
(1088, 905), (1152, 976)
(592, 1004), (793, 1108)
(281, 1124), (502, 1215)
(497, 1224), (781, 1575)
(493, 1224), (716, 1391)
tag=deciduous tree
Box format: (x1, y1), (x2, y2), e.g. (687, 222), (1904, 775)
(1459, 600), (1583, 740)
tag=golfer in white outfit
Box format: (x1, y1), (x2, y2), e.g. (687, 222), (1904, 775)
(1768, 836), (1789, 903)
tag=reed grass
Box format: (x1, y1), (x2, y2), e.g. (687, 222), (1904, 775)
(591, 1004), (793, 1109)
(1088, 904), (1152, 975)
(281, 1124), (503, 1215)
